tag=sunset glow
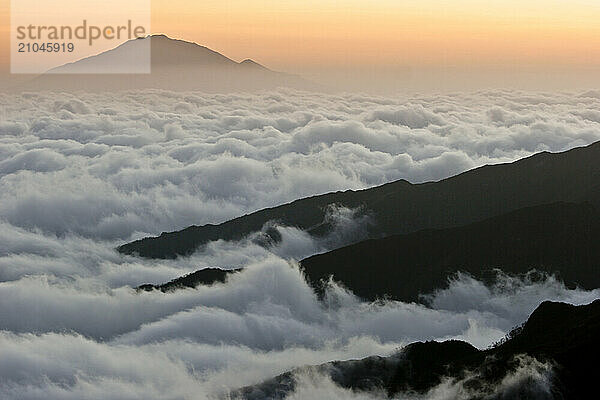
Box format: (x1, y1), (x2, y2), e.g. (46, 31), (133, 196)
(2, 1), (600, 398)
(1, 0), (599, 70)
(146, 0), (600, 69)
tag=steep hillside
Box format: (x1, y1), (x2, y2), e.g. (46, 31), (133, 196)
(120, 141), (600, 259)
(301, 201), (600, 301)
(233, 299), (600, 399)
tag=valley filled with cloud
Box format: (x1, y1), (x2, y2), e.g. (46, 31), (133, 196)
(1, 89), (600, 399)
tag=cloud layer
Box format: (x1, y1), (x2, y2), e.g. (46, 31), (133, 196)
(1, 266), (596, 399)
(1, 89), (600, 399)
(1, 89), (600, 240)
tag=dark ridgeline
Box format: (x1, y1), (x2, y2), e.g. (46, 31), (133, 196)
(232, 300), (600, 400)
(301, 201), (600, 302)
(137, 268), (242, 292)
(133, 201), (600, 303)
(118, 137), (600, 400)
(119, 141), (600, 259)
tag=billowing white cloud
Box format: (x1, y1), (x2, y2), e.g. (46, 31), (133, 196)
(1, 268), (594, 399)
(1, 89), (599, 240)
(1, 89), (599, 399)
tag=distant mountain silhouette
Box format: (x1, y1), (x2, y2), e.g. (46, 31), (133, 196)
(137, 267), (241, 292)
(301, 201), (600, 302)
(19, 35), (318, 92)
(232, 299), (600, 399)
(119, 141), (600, 259)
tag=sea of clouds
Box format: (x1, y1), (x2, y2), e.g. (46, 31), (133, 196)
(2, 89), (600, 241)
(1, 89), (600, 399)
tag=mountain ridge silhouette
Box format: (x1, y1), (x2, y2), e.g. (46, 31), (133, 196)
(18, 35), (319, 92)
(232, 299), (600, 399)
(119, 141), (600, 260)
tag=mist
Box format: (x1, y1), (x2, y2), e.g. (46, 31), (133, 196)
(1, 89), (600, 399)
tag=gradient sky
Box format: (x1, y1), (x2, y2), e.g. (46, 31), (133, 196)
(150, 0), (600, 69)
(1, 0), (600, 90)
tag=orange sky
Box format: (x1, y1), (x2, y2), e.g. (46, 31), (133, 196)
(1, 0), (600, 89)
(0, 1), (8, 72)
(148, 0), (600, 70)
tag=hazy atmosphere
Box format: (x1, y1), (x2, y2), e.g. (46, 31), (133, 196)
(2, 89), (600, 398)
(1, 1), (599, 399)
(2, 0), (600, 91)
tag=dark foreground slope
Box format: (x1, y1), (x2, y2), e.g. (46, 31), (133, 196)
(141, 202), (600, 301)
(119, 141), (600, 259)
(300, 201), (600, 302)
(233, 299), (600, 400)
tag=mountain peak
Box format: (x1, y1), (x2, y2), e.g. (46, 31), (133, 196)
(22, 34), (317, 92)
(240, 59), (259, 66)
(239, 58), (270, 71)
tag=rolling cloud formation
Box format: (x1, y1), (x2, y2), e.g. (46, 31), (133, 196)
(1, 89), (600, 399)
